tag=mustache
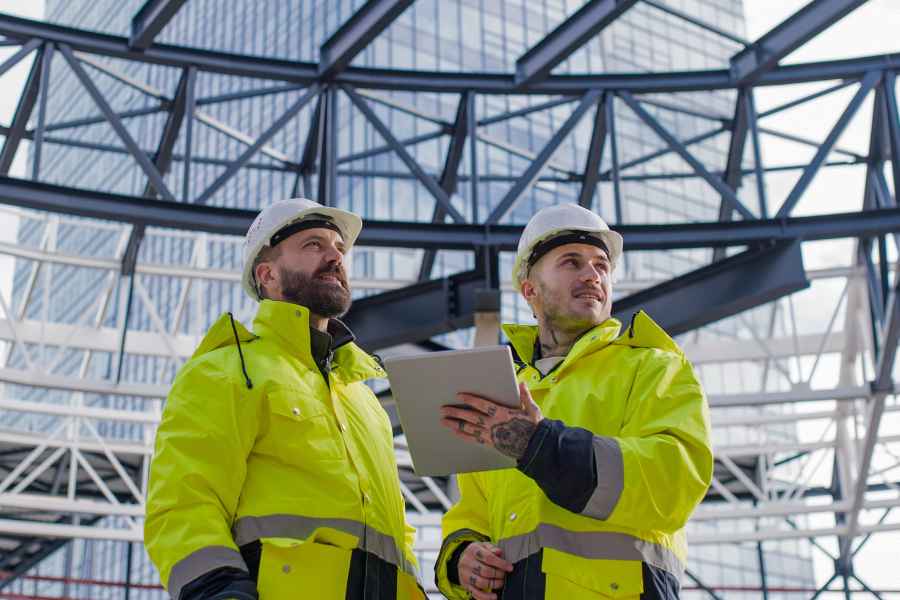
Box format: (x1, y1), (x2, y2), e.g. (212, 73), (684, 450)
(314, 263), (348, 287)
(571, 284), (605, 298)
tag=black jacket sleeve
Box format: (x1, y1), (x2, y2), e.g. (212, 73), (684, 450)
(178, 567), (258, 600)
(516, 418), (598, 513)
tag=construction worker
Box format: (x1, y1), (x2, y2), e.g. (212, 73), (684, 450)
(435, 204), (713, 600)
(145, 199), (424, 600)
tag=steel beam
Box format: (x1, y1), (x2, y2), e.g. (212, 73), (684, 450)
(486, 90), (600, 224)
(343, 85), (466, 223)
(514, 0), (640, 87)
(317, 87), (337, 205)
(0, 14), (899, 94)
(0, 44), (43, 175)
(129, 0), (188, 50)
(144, 68), (190, 198)
(613, 241), (809, 337)
(195, 84), (320, 205)
(713, 90), (749, 260)
(730, 0), (870, 85)
(29, 42), (54, 181)
(318, 0), (415, 80)
(884, 72), (900, 200)
(577, 93), (608, 209)
(776, 71), (880, 217)
(619, 91), (755, 220)
(4, 177), (900, 251)
(343, 268), (489, 349)
(419, 92), (471, 280)
(58, 43), (177, 201)
(0, 37), (41, 79)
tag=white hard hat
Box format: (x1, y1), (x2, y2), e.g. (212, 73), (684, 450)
(241, 198), (362, 301)
(512, 203), (623, 291)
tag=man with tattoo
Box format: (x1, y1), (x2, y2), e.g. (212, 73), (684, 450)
(435, 204), (713, 600)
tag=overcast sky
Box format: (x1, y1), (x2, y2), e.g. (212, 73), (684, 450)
(0, 0), (898, 594)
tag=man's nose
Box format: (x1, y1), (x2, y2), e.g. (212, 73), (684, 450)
(579, 264), (602, 282)
(324, 244), (343, 266)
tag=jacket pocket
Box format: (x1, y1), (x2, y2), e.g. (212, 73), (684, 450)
(257, 540), (351, 600)
(262, 388), (344, 462)
(541, 548), (644, 599)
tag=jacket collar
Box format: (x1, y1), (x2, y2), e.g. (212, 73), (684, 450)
(252, 300), (384, 383)
(503, 317), (622, 368)
(189, 301), (384, 385)
(502, 310), (684, 372)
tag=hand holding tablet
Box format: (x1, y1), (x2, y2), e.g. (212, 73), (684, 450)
(383, 346), (525, 476)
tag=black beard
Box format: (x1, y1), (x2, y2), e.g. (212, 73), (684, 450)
(279, 264), (352, 318)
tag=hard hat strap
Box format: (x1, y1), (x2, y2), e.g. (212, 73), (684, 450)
(527, 231), (609, 270)
(269, 216), (342, 248)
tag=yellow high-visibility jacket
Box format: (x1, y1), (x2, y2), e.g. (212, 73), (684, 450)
(145, 300), (422, 600)
(436, 311), (713, 600)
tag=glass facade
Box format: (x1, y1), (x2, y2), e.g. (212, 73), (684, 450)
(1, 0), (815, 598)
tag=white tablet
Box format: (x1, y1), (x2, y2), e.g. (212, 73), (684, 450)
(383, 345), (521, 476)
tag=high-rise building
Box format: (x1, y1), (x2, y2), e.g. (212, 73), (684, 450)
(0, 1), (818, 598)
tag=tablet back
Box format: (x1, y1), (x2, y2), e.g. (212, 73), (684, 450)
(383, 345), (520, 476)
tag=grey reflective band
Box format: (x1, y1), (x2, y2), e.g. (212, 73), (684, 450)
(498, 524), (684, 580)
(581, 435), (624, 520)
(168, 545), (247, 600)
(232, 514), (419, 582)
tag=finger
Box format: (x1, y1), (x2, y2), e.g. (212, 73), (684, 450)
(472, 563), (505, 580)
(518, 382), (538, 413)
(440, 419), (489, 445)
(466, 573), (500, 593)
(468, 586), (497, 600)
(456, 393), (502, 416)
(440, 406), (490, 426)
(477, 550), (514, 572)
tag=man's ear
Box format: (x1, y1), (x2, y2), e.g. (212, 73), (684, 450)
(255, 262), (276, 293)
(520, 278), (536, 303)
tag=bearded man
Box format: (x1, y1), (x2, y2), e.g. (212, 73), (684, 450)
(435, 204), (713, 600)
(145, 199), (424, 600)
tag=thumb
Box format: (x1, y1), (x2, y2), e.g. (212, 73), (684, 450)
(518, 382), (537, 413)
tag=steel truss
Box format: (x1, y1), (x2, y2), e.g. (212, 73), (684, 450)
(0, 0), (898, 597)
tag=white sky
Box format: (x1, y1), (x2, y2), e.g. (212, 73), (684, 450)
(0, 0), (898, 594)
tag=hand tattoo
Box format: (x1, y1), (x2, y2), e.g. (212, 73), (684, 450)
(486, 405), (497, 417)
(474, 564), (482, 576)
(469, 575), (477, 586)
(491, 417), (536, 459)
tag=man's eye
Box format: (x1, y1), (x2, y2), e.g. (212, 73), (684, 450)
(307, 241), (321, 249)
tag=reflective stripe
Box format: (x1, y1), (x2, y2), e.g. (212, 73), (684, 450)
(168, 545), (247, 600)
(498, 524), (684, 580)
(582, 435), (624, 519)
(233, 514), (419, 582)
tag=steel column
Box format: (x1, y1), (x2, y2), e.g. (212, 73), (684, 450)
(577, 93), (608, 209)
(419, 92), (471, 280)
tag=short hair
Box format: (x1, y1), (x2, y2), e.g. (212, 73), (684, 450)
(251, 244), (283, 300)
